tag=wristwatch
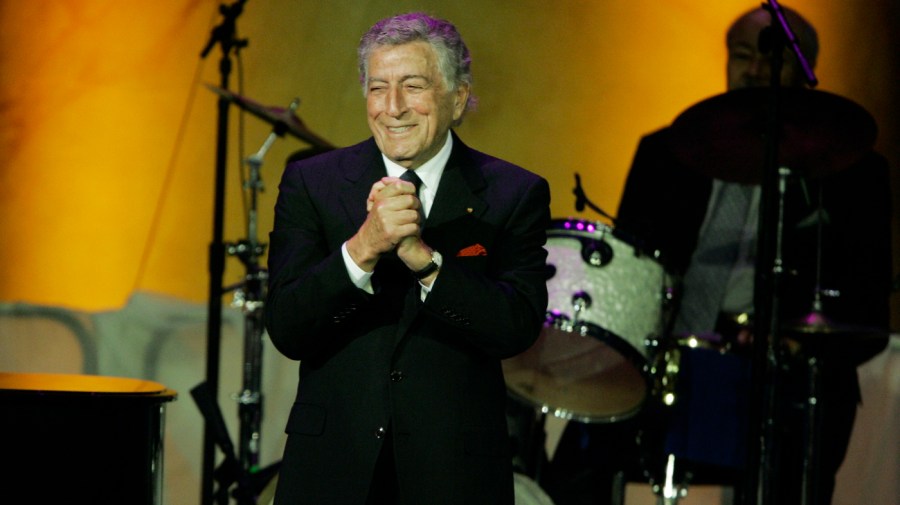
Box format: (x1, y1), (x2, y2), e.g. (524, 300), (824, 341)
(412, 250), (442, 280)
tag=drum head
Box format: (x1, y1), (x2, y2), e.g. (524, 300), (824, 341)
(502, 323), (647, 423)
(503, 218), (671, 423)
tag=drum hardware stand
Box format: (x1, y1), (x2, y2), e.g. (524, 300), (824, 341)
(801, 350), (823, 505)
(745, 2), (818, 504)
(650, 454), (689, 505)
(792, 183), (836, 505)
(529, 411), (550, 484)
(191, 111), (293, 504)
(191, 382), (281, 505)
(642, 347), (690, 505)
(236, 103), (303, 505)
(230, 102), (299, 474)
(650, 344), (681, 408)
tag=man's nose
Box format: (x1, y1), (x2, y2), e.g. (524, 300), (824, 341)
(386, 87), (407, 117)
(746, 54), (769, 78)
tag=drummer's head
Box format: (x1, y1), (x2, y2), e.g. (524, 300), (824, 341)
(726, 6), (818, 90)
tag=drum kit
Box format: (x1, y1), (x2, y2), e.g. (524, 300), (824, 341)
(502, 87), (885, 504)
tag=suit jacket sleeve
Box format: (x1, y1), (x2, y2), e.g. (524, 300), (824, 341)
(264, 148), (377, 362)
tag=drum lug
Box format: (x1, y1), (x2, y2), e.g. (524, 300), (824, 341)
(571, 291), (593, 334)
(571, 290), (592, 312)
(580, 237), (613, 267)
(544, 310), (593, 336)
(545, 311), (572, 332)
(662, 286), (678, 308)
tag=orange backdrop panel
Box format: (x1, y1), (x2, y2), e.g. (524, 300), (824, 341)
(0, 0), (897, 319)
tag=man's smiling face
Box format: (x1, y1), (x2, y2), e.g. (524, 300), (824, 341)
(365, 41), (468, 169)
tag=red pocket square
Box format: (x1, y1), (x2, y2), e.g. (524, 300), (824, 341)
(457, 244), (487, 257)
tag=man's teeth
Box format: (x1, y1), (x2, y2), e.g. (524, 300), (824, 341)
(388, 126), (412, 133)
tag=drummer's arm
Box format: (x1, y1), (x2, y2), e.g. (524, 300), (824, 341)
(618, 129), (713, 272)
(822, 153), (892, 364)
(618, 131), (684, 254)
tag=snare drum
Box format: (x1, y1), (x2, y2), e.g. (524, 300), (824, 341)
(503, 219), (674, 422)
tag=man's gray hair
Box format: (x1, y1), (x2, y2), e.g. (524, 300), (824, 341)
(358, 12), (476, 113)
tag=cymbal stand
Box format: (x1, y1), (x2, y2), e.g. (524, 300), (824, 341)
(745, 2), (818, 504)
(797, 184), (828, 505)
(227, 99), (297, 477)
(222, 100), (301, 505)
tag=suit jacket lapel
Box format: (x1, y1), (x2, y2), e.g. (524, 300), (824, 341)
(339, 138), (386, 230)
(426, 134), (488, 229)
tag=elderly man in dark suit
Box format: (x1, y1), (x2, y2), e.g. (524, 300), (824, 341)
(265, 12), (550, 505)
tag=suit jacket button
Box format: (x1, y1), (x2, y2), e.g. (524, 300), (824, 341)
(390, 370), (404, 382)
(375, 426), (386, 439)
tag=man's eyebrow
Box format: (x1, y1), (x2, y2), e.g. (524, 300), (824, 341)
(367, 74), (431, 83)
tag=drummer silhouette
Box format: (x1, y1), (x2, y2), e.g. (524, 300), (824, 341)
(542, 5), (891, 505)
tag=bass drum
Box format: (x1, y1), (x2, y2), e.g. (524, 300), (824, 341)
(503, 218), (674, 423)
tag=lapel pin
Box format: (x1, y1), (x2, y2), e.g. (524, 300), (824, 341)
(466, 207), (473, 213)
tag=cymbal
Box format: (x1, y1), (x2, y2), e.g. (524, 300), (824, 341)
(781, 310), (887, 343)
(667, 87), (877, 184)
(205, 84), (335, 149)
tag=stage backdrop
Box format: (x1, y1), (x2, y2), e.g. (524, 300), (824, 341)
(0, 0), (897, 321)
(1, 2), (898, 505)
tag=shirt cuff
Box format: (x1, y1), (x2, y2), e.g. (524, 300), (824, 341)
(418, 278), (435, 301)
(341, 242), (374, 294)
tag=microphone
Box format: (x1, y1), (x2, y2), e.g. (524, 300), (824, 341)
(573, 173), (586, 212)
(572, 173), (618, 224)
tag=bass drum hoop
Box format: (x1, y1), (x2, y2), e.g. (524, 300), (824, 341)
(504, 320), (653, 424)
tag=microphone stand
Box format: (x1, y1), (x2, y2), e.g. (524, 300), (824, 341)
(743, 2), (818, 504)
(195, 2), (249, 504)
(572, 173), (617, 223)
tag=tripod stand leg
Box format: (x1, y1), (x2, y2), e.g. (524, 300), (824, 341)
(654, 454), (688, 505)
(611, 470), (626, 505)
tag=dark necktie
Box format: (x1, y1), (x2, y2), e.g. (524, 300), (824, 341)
(399, 170), (423, 198)
(673, 182), (753, 334)
(399, 170), (424, 219)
